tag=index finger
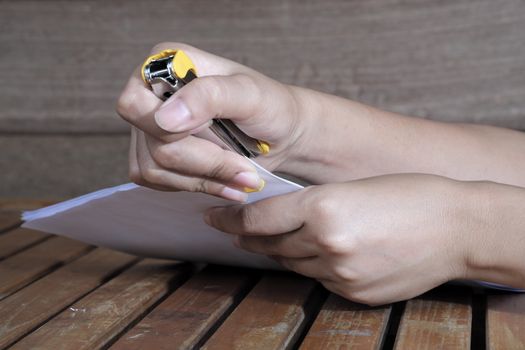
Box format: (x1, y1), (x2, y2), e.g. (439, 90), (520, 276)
(117, 67), (187, 141)
(116, 43), (252, 140)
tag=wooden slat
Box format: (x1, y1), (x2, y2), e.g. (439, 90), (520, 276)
(10, 259), (191, 350)
(0, 211), (20, 232)
(0, 200), (54, 231)
(0, 199), (57, 211)
(299, 294), (391, 350)
(0, 228), (50, 259)
(0, 135), (130, 200)
(112, 266), (258, 350)
(487, 293), (525, 349)
(394, 288), (472, 349)
(202, 272), (318, 350)
(0, 248), (137, 350)
(2, 0), (525, 134)
(0, 236), (92, 300)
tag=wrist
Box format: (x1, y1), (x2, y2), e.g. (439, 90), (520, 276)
(460, 181), (525, 288)
(274, 86), (366, 183)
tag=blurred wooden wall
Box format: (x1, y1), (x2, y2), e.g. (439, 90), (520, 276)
(1, 0), (524, 198)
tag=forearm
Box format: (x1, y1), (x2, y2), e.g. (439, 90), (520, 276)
(281, 87), (525, 187)
(463, 182), (525, 288)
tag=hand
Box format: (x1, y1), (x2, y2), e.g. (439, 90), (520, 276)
(205, 174), (474, 305)
(117, 43), (308, 201)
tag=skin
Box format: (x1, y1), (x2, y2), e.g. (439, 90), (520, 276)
(117, 42), (525, 305)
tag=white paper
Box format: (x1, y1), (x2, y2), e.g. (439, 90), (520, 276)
(22, 160), (302, 270)
(22, 160), (523, 292)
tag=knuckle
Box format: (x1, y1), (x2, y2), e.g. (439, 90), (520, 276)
(232, 73), (263, 103)
(152, 144), (178, 168)
(315, 231), (345, 254)
(345, 290), (379, 306)
(207, 158), (228, 180)
(311, 195), (338, 221)
(129, 168), (145, 186)
(190, 178), (210, 194)
(142, 168), (161, 185)
(150, 42), (190, 55)
(192, 76), (223, 106)
(116, 90), (137, 122)
(331, 265), (356, 282)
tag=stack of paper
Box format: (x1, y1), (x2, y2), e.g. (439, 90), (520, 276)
(22, 160), (522, 292)
(23, 160), (302, 269)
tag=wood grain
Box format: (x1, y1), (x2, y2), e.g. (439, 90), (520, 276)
(0, 201), (54, 230)
(394, 288), (472, 349)
(112, 266), (258, 350)
(299, 294), (391, 350)
(0, 211), (21, 232)
(0, 236), (92, 300)
(487, 293), (525, 349)
(10, 259), (191, 350)
(0, 135), (129, 198)
(0, 248), (137, 349)
(0, 199), (57, 211)
(1, 0), (524, 134)
(2, 1), (525, 198)
(0, 228), (50, 260)
(202, 272), (318, 350)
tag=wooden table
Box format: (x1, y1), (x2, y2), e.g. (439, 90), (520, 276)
(1, 202), (525, 350)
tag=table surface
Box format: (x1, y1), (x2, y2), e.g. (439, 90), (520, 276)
(1, 201), (525, 350)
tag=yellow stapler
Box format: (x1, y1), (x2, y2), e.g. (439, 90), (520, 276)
(142, 49), (270, 158)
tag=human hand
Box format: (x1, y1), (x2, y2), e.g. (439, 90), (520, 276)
(204, 174), (474, 305)
(117, 43), (307, 201)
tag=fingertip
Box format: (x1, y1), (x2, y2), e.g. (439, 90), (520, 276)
(243, 179), (265, 193)
(232, 172), (265, 193)
(220, 187), (248, 202)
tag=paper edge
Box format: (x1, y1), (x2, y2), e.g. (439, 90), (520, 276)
(22, 183), (139, 222)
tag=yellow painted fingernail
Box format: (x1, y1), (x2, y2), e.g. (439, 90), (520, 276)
(243, 179), (265, 193)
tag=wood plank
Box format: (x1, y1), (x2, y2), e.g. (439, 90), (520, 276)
(0, 199), (57, 211)
(112, 265), (258, 350)
(394, 287), (472, 349)
(10, 259), (192, 350)
(3, 1), (525, 198)
(1, 0), (525, 134)
(487, 293), (525, 349)
(0, 248), (137, 350)
(0, 227), (50, 259)
(0, 211), (21, 232)
(0, 200), (54, 231)
(202, 272), (318, 350)
(0, 236), (92, 300)
(299, 294), (391, 350)
(0, 135), (129, 199)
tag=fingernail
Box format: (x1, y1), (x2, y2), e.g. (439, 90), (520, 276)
(220, 187), (248, 202)
(232, 172), (265, 193)
(244, 179), (265, 193)
(155, 98), (192, 132)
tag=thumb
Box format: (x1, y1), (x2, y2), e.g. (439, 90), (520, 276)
(154, 74), (264, 133)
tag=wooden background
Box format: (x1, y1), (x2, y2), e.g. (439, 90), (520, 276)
(1, 0), (524, 198)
